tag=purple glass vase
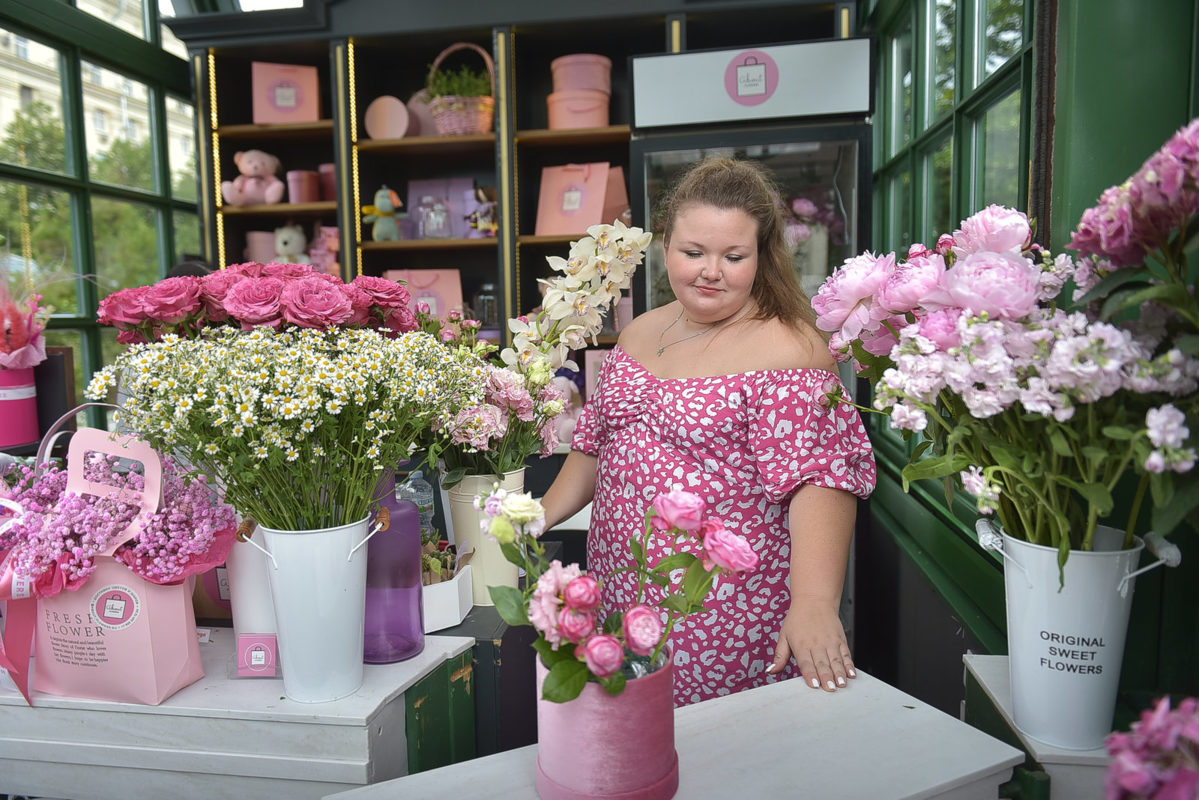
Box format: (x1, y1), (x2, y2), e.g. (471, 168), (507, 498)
(363, 477), (425, 664)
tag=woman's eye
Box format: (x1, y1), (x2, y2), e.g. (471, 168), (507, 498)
(725, 255), (745, 263)
(684, 250), (702, 258)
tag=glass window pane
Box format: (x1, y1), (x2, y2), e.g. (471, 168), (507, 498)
(979, 90), (1021, 208)
(0, 29), (67, 173)
(0, 180), (78, 315)
(76, 0), (146, 41)
(925, 136), (953, 242)
(930, 0), (956, 122)
(889, 20), (914, 156)
(173, 208), (201, 263)
(981, 0), (1023, 80)
(82, 62), (154, 192)
(169, 96), (196, 201)
(91, 196), (160, 296)
(42, 328), (86, 410)
(888, 168), (912, 250)
(159, 2), (188, 60)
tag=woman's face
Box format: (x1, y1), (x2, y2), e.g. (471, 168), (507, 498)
(664, 204), (759, 324)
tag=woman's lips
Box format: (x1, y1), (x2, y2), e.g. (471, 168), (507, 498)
(694, 285), (721, 295)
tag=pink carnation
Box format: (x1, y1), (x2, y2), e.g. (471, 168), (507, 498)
(280, 275), (353, 329)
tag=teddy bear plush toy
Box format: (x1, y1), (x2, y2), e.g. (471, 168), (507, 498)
(274, 223), (311, 264)
(221, 149), (286, 206)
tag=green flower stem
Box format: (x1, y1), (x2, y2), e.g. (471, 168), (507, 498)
(1123, 474), (1150, 551)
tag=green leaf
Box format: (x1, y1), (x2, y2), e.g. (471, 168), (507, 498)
(629, 537), (645, 568)
(489, 585), (530, 626)
(1176, 334), (1199, 356)
(652, 553), (699, 575)
(1048, 429), (1073, 457)
(541, 659), (590, 703)
(534, 640), (575, 667)
(1073, 269), (1152, 309)
(1080, 446), (1110, 469)
(602, 611), (623, 635)
(660, 593), (690, 614)
(600, 671), (628, 696)
(912, 439), (934, 460)
(1102, 426), (1135, 441)
(901, 453), (970, 487)
(1105, 283), (1195, 320)
(1056, 477), (1114, 516)
(1151, 473), (1199, 536)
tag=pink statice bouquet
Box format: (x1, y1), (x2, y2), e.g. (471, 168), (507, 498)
(480, 486), (759, 702)
(98, 261), (418, 343)
(812, 200), (1199, 561)
(0, 285), (48, 370)
(1105, 696), (1199, 799)
(0, 454), (237, 596)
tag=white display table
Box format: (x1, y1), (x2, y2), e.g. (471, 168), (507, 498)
(326, 668), (1024, 800)
(0, 628), (473, 800)
(964, 654), (1111, 799)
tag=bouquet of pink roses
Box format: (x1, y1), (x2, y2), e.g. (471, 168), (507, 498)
(480, 486), (759, 702)
(0, 453), (237, 594)
(98, 261), (418, 343)
(812, 203), (1199, 561)
(1105, 695), (1199, 799)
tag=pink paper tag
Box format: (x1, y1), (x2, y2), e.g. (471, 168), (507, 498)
(238, 634), (278, 677)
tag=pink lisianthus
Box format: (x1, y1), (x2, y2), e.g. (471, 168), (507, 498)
(699, 518), (760, 577)
(951, 204), (1032, 256)
(279, 275), (353, 329)
(578, 634), (624, 678)
(142, 276), (203, 324)
(650, 489), (706, 534)
(98, 286), (150, 329)
(447, 403), (508, 450)
(562, 573), (601, 612)
(812, 251), (894, 340)
(223, 276), (285, 330)
(622, 604), (664, 656)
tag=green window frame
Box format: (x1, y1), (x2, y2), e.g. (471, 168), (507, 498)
(0, 0), (194, 426)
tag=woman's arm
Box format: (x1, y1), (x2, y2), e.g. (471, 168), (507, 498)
(540, 449), (599, 529)
(768, 483), (858, 691)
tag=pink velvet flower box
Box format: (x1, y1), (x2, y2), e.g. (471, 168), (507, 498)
(252, 62), (321, 125)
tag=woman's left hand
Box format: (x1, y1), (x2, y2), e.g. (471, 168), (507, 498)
(769, 596), (856, 691)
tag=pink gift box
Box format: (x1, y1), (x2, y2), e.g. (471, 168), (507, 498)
(0, 367), (38, 448)
(252, 62), (321, 125)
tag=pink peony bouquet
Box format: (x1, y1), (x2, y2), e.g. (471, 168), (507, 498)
(98, 261), (418, 344)
(0, 285), (48, 370)
(480, 486), (759, 702)
(1105, 696), (1199, 800)
(0, 454), (237, 594)
(812, 201), (1198, 561)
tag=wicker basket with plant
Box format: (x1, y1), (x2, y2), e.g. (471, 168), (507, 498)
(425, 42), (495, 136)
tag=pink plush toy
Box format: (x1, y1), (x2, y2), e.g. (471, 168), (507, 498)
(221, 149), (285, 206)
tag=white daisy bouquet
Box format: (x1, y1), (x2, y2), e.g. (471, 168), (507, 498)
(85, 326), (486, 531)
(423, 222), (651, 487)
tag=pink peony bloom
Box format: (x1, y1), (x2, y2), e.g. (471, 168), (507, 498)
(98, 286), (149, 329)
(562, 574), (601, 612)
(279, 276), (353, 329)
(952, 205), (1031, 256)
(939, 251), (1042, 320)
(916, 308), (963, 350)
(579, 634), (624, 678)
(557, 606), (596, 643)
(877, 253), (946, 314)
(699, 518), (760, 577)
(142, 276), (202, 324)
(622, 604), (664, 656)
(651, 489), (706, 533)
(223, 276), (285, 330)
(198, 270), (245, 322)
(812, 251), (894, 339)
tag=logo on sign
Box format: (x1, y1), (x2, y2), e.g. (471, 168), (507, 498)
(561, 184), (585, 215)
(91, 584), (140, 630)
(271, 80), (301, 111)
(724, 50), (780, 107)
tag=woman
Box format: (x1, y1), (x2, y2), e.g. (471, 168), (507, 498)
(540, 157), (876, 705)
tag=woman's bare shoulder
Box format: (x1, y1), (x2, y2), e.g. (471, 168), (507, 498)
(616, 303), (676, 356)
(744, 318), (836, 373)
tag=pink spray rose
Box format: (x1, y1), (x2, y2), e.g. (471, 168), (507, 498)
(142, 276), (203, 324)
(579, 634), (624, 678)
(700, 519), (760, 577)
(223, 276), (285, 330)
(557, 606), (596, 644)
(280, 275), (353, 329)
(651, 489), (706, 533)
(939, 251), (1042, 320)
(98, 286), (149, 329)
(952, 204), (1032, 256)
(562, 574), (601, 612)
(622, 604), (664, 657)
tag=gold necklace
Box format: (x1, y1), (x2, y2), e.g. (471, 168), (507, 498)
(656, 309), (715, 356)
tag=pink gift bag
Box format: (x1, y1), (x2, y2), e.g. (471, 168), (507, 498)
(534, 163), (629, 236)
(383, 268), (464, 321)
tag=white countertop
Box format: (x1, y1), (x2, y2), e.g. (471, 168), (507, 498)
(326, 668), (1024, 800)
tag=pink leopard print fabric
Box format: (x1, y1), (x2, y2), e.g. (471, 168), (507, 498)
(571, 345), (876, 706)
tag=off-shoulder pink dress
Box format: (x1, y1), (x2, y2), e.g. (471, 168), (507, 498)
(571, 345), (876, 706)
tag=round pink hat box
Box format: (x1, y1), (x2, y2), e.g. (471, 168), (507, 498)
(551, 53), (612, 94)
(547, 89), (610, 130)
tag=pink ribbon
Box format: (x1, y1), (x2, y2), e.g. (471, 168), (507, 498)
(0, 549), (36, 704)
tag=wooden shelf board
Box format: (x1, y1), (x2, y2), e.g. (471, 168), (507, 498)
(219, 201), (337, 216)
(515, 125), (631, 147)
(361, 237), (499, 252)
(356, 133), (496, 155)
(517, 234), (584, 246)
(217, 120), (335, 139)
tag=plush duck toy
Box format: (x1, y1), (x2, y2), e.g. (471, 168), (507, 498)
(363, 185), (403, 241)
